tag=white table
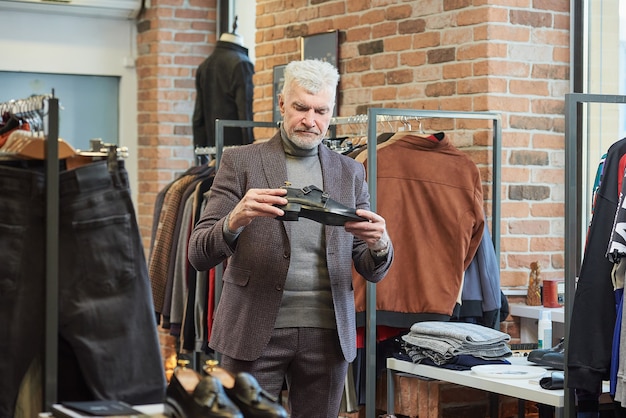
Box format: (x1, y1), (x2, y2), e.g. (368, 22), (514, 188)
(386, 357), (563, 418)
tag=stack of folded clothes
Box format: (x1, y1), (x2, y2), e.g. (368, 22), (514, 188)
(399, 321), (512, 370)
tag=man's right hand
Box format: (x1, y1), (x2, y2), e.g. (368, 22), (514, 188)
(227, 188), (288, 232)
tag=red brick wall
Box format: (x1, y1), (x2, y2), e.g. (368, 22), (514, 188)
(253, 0), (570, 291)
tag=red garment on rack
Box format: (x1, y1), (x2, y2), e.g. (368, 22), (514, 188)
(0, 122), (30, 148)
(355, 325), (407, 349)
(206, 268), (215, 341)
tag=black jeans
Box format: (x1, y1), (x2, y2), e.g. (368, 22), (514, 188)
(0, 160), (165, 417)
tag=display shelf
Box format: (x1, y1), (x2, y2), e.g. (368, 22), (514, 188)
(509, 303), (565, 346)
(509, 304), (564, 323)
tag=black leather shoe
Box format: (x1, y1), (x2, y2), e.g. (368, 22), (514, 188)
(204, 361), (288, 418)
(165, 364), (243, 418)
(538, 352), (565, 370)
(274, 184), (367, 226)
(528, 338), (565, 370)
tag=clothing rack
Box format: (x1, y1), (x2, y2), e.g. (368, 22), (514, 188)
(4, 95), (125, 411)
(0, 94), (50, 133)
(363, 107), (502, 418)
(1, 93), (61, 411)
(564, 93), (626, 417)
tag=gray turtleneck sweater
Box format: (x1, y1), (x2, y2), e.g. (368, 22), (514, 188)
(273, 129), (335, 329)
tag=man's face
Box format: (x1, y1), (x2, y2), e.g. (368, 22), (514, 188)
(279, 82), (335, 149)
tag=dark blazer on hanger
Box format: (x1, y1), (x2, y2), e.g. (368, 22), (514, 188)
(187, 132), (393, 362)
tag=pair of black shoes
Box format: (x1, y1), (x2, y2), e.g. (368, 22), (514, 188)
(164, 360), (288, 418)
(274, 184), (367, 226)
(527, 338), (565, 370)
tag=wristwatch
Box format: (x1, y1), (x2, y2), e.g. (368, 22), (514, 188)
(371, 246), (389, 258)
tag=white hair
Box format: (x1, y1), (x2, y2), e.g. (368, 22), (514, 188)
(281, 59), (340, 97)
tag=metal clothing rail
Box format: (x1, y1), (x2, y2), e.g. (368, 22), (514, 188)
(214, 119), (278, 168)
(363, 107), (502, 418)
(45, 94), (60, 411)
(212, 112), (502, 417)
(40, 95), (129, 411)
(564, 93), (626, 417)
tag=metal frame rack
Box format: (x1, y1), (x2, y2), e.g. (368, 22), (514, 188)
(362, 108), (502, 418)
(45, 94), (61, 410)
(213, 110), (502, 417)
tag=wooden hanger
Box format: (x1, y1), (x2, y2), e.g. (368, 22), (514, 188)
(0, 129), (77, 160)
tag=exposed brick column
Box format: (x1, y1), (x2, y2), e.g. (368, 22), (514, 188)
(135, 0), (216, 251)
(135, 0), (217, 369)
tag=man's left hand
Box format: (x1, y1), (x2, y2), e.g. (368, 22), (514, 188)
(344, 209), (389, 251)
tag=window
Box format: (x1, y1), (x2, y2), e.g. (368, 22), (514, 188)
(0, 71), (119, 151)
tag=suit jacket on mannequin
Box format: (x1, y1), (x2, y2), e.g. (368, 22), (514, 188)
(187, 132), (393, 362)
(192, 38), (255, 148)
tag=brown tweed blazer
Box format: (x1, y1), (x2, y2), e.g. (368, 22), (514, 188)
(188, 132), (393, 362)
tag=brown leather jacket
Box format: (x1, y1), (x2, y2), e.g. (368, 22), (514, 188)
(353, 132), (484, 327)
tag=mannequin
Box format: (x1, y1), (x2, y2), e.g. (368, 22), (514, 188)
(219, 32), (244, 46)
(192, 16), (254, 152)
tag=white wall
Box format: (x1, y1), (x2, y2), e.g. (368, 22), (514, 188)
(234, 0), (256, 62)
(0, 9), (139, 204)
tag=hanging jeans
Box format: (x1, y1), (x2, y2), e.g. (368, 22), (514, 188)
(0, 159), (166, 417)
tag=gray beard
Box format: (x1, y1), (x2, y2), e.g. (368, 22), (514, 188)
(289, 133), (324, 150)
(281, 126), (319, 157)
